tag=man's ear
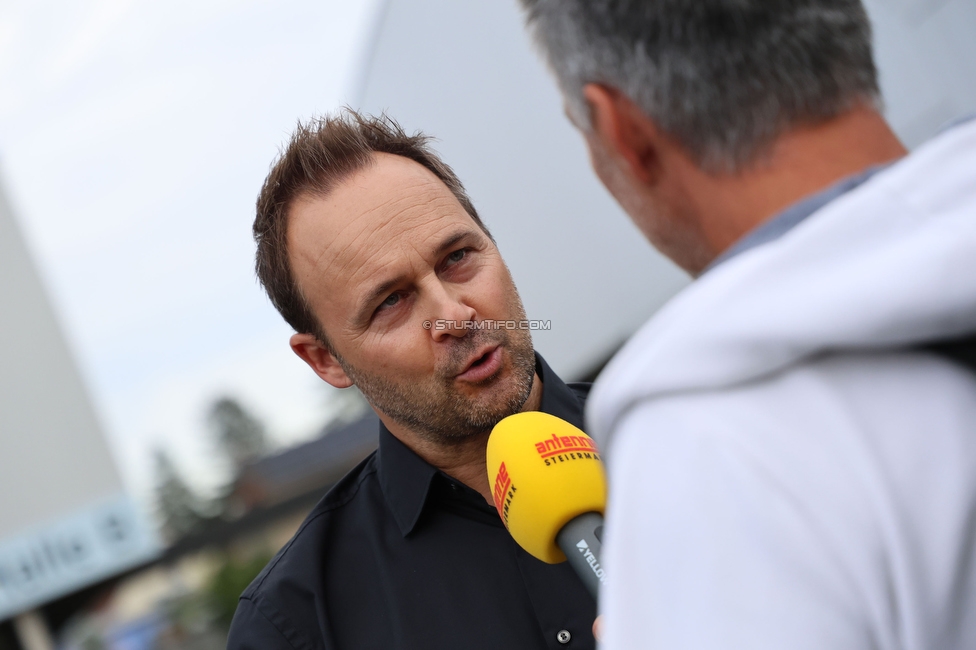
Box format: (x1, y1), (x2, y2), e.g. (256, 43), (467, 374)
(289, 333), (354, 388)
(582, 83), (662, 186)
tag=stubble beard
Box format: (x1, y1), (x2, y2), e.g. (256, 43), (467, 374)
(335, 304), (537, 447)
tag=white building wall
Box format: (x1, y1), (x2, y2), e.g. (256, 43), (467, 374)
(0, 178), (157, 620)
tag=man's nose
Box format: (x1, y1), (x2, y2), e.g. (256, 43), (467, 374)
(427, 286), (477, 340)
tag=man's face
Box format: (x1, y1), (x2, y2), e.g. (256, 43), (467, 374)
(287, 153), (536, 445)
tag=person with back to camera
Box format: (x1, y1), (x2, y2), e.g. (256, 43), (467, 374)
(517, 1), (976, 648)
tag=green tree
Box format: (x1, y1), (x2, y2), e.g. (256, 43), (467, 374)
(206, 551), (273, 628)
(207, 396), (269, 470)
(152, 447), (204, 541)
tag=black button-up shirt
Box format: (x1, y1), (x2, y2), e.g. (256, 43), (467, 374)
(227, 355), (596, 650)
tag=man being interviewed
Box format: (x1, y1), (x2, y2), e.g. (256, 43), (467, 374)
(225, 112), (596, 650)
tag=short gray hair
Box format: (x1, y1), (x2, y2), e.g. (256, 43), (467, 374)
(519, 0), (881, 172)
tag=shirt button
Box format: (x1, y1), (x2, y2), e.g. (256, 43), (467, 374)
(556, 629), (571, 644)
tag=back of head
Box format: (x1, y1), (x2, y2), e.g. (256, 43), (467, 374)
(519, 0), (880, 172)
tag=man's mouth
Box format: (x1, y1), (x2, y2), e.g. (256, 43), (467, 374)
(455, 345), (503, 383)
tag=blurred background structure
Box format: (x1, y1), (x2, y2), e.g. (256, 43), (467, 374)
(0, 176), (157, 647)
(0, 0), (974, 647)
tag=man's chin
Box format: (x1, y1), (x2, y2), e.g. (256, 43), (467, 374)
(464, 362), (534, 419)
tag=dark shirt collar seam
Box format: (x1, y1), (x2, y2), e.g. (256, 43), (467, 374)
(313, 460), (380, 514)
(705, 163), (891, 273)
(376, 427), (438, 537)
(242, 594), (312, 650)
(397, 470), (437, 537)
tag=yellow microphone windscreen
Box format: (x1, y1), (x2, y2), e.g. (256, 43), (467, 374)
(486, 411), (606, 563)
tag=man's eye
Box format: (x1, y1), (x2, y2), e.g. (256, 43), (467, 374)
(446, 249), (467, 264)
(379, 293), (401, 310)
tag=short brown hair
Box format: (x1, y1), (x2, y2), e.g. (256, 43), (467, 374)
(254, 110), (490, 344)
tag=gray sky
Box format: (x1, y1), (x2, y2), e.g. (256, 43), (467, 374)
(0, 0), (379, 504)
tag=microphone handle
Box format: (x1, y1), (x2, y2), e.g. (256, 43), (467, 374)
(555, 511), (607, 599)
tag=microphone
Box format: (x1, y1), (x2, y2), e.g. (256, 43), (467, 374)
(486, 411), (607, 598)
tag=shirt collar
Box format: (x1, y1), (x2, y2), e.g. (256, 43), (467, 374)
(376, 352), (585, 537)
(706, 163), (890, 272)
(707, 114), (976, 273)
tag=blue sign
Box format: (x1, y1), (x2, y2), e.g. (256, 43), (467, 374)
(0, 493), (159, 619)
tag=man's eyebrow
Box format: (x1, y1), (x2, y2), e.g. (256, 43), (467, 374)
(433, 228), (477, 256)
